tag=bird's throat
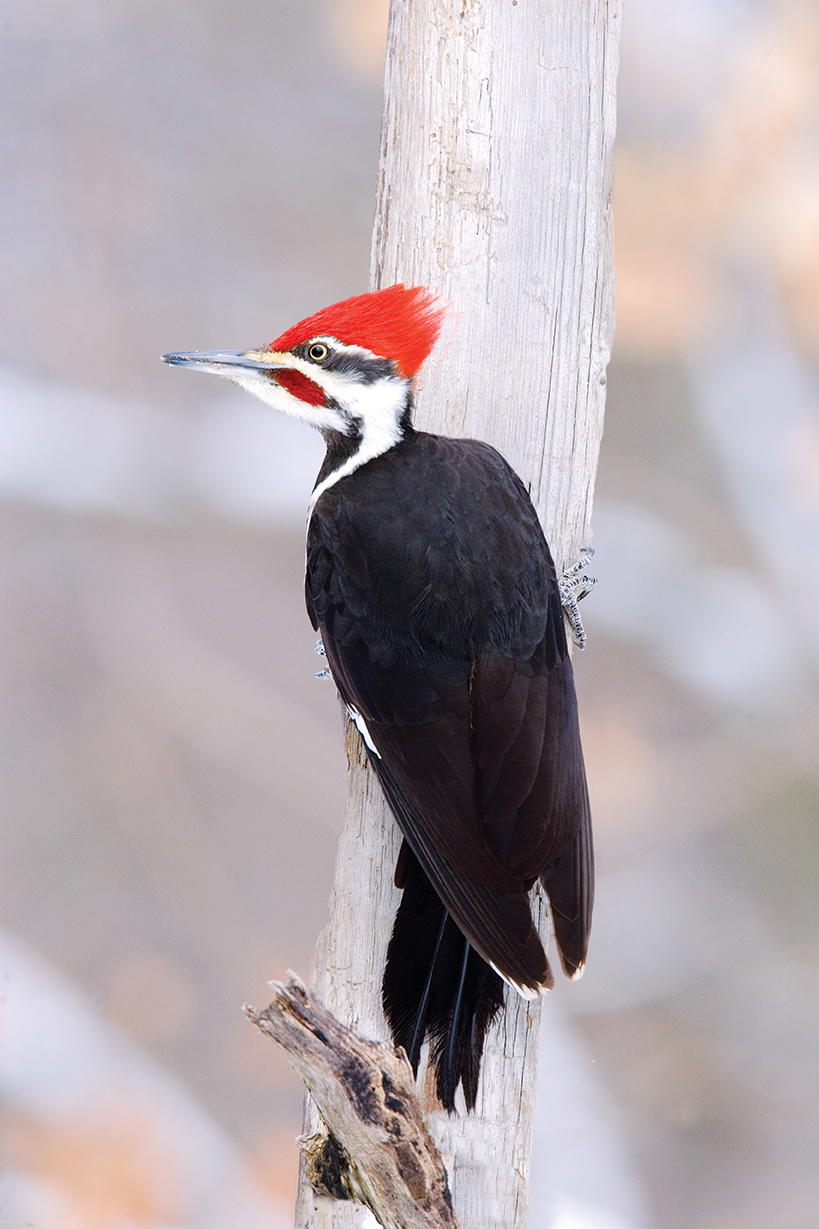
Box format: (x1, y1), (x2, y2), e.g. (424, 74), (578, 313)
(309, 393), (413, 517)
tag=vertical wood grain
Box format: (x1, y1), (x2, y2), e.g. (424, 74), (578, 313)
(297, 2), (619, 1225)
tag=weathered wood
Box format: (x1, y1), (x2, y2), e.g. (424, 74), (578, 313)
(246, 978), (457, 1229)
(297, 2), (619, 1226)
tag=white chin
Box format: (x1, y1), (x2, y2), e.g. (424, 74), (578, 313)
(226, 369), (349, 434)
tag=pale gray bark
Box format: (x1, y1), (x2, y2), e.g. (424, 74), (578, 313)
(246, 978), (457, 1228)
(297, 2), (619, 1226)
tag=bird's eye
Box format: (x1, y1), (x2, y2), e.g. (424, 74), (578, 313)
(307, 342), (329, 363)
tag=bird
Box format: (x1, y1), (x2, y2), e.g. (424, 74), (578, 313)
(163, 283), (593, 1111)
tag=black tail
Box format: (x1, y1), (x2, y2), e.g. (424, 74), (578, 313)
(382, 846), (505, 1111)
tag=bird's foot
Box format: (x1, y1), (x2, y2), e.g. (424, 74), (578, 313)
(314, 638), (331, 680)
(559, 548), (597, 650)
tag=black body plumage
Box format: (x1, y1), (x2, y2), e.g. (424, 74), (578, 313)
(305, 426), (593, 1111)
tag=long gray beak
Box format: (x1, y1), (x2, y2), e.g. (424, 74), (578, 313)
(161, 350), (284, 372)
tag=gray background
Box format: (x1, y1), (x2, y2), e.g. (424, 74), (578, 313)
(1, 2), (818, 1226)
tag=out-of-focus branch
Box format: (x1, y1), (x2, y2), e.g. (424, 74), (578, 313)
(245, 976), (457, 1229)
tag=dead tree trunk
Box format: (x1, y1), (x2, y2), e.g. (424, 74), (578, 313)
(248, 978), (457, 1228)
(296, 2), (619, 1225)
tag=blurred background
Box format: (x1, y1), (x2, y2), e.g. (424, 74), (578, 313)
(1, 1), (818, 1226)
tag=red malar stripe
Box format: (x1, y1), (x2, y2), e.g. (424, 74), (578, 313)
(275, 369), (327, 406)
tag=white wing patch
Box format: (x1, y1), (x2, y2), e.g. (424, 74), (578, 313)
(347, 705), (382, 759)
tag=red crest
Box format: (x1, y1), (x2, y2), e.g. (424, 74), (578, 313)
(269, 284), (446, 378)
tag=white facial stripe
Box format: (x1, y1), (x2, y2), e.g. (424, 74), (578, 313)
(308, 337), (382, 365)
(284, 340), (410, 516)
(307, 375), (407, 516)
(225, 368), (348, 434)
(195, 344), (409, 515)
(263, 346), (383, 399)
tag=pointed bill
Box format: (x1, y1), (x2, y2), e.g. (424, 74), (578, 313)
(161, 350), (287, 373)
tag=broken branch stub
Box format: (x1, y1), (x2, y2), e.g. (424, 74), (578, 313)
(245, 975), (458, 1229)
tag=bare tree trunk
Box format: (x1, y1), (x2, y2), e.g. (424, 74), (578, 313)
(296, 2), (619, 1226)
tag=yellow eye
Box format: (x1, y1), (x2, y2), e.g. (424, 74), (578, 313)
(308, 342), (329, 363)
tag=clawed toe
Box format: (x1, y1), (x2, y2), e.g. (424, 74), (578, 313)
(559, 549), (597, 649)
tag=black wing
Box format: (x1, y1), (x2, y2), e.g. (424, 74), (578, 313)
(306, 432), (593, 991)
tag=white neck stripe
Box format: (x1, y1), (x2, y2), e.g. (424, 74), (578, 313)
(307, 379), (407, 518)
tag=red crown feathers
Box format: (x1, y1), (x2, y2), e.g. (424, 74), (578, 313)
(269, 284), (446, 378)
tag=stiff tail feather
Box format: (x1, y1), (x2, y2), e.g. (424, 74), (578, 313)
(540, 792), (594, 980)
(382, 848), (504, 1111)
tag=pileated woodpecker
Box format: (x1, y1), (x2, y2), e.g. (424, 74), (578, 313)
(164, 284), (593, 1110)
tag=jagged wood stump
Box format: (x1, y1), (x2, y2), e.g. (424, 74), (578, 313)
(246, 976), (458, 1229)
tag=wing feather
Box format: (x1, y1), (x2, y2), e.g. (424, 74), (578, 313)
(306, 433), (593, 991)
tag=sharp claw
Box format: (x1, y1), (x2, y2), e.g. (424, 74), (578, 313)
(313, 639), (330, 679)
(559, 550), (597, 648)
